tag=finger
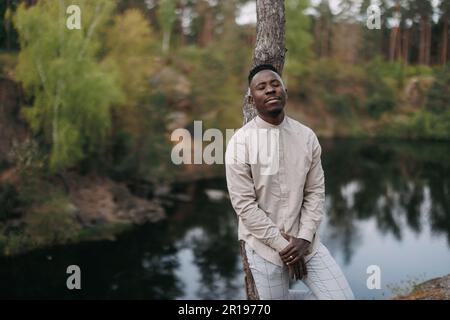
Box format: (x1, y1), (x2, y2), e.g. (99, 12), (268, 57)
(279, 243), (294, 255)
(284, 254), (298, 265)
(288, 265), (294, 280)
(280, 247), (298, 260)
(293, 265), (299, 281)
(290, 256), (300, 265)
(280, 248), (297, 260)
(295, 262), (302, 281)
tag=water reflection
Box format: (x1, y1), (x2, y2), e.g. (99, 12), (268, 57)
(321, 140), (450, 264)
(0, 139), (449, 299)
(168, 181), (242, 299)
(0, 222), (184, 299)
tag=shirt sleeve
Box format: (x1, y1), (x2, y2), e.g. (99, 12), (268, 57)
(225, 133), (289, 252)
(298, 132), (325, 242)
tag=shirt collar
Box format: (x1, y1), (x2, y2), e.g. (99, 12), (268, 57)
(254, 114), (288, 129)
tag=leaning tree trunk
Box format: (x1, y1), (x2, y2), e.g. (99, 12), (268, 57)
(240, 0), (286, 300)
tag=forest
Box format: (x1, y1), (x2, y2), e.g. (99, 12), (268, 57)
(0, 0), (449, 256)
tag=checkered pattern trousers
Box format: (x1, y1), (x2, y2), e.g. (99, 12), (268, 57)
(245, 242), (355, 300)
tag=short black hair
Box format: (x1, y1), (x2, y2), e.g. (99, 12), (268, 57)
(248, 64), (280, 85)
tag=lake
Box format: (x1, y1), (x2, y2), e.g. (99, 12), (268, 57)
(1, 139), (449, 299)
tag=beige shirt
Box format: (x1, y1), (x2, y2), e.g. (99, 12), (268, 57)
(225, 115), (324, 266)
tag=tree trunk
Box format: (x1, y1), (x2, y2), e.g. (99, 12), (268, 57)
(425, 19), (431, 65)
(389, 26), (400, 61)
(199, 7), (214, 47)
(402, 27), (409, 64)
(240, 0), (286, 300)
(441, 18), (448, 65)
(243, 0), (286, 124)
(419, 20), (425, 64)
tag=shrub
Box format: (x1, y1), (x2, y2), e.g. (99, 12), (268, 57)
(365, 93), (396, 118)
(24, 193), (79, 247)
(425, 65), (450, 114)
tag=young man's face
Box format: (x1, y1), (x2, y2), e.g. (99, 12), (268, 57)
(249, 70), (287, 117)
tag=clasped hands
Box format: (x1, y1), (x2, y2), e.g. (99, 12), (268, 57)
(279, 232), (310, 281)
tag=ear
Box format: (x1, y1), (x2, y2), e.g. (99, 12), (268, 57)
(248, 95), (254, 104)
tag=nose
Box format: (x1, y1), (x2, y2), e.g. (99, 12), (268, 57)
(265, 85), (276, 95)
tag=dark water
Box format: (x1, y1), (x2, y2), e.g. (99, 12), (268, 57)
(1, 139), (449, 299)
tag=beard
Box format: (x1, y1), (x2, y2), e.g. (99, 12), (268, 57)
(266, 105), (284, 117)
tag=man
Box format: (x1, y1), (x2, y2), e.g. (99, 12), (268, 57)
(225, 64), (354, 300)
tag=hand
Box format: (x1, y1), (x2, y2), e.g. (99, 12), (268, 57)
(279, 232), (311, 265)
(279, 232), (310, 280)
(287, 256), (307, 281)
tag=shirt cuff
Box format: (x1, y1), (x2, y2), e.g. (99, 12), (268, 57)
(271, 235), (290, 252)
(298, 228), (315, 243)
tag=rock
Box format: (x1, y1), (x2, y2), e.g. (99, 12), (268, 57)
(67, 173), (166, 227)
(394, 274), (450, 300)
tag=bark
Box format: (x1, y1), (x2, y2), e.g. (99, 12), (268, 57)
(441, 18), (449, 65)
(199, 7), (214, 47)
(389, 26), (400, 61)
(419, 18), (431, 65)
(419, 20), (425, 64)
(425, 20), (431, 65)
(240, 0), (286, 300)
(402, 27), (409, 64)
(389, 2), (401, 61)
(242, 0), (286, 125)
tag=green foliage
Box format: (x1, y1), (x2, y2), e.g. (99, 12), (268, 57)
(103, 8), (174, 182)
(0, 191), (79, 255)
(157, 0), (177, 54)
(364, 58), (397, 118)
(384, 110), (450, 140)
(426, 65), (450, 114)
(13, 0), (123, 172)
(105, 9), (157, 105)
(0, 52), (17, 75)
(323, 92), (356, 117)
(8, 138), (47, 205)
(176, 46), (242, 129)
(24, 193), (79, 247)
(285, 0), (313, 77)
(365, 93), (395, 118)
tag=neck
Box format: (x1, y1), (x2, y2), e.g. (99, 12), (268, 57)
(258, 111), (285, 126)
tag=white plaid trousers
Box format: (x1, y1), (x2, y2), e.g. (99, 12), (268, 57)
(245, 242), (355, 300)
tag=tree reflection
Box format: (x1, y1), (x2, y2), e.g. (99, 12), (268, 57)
(321, 139), (450, 264)
(0, 222), (184, 299)
(166, 179), (242, 299)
